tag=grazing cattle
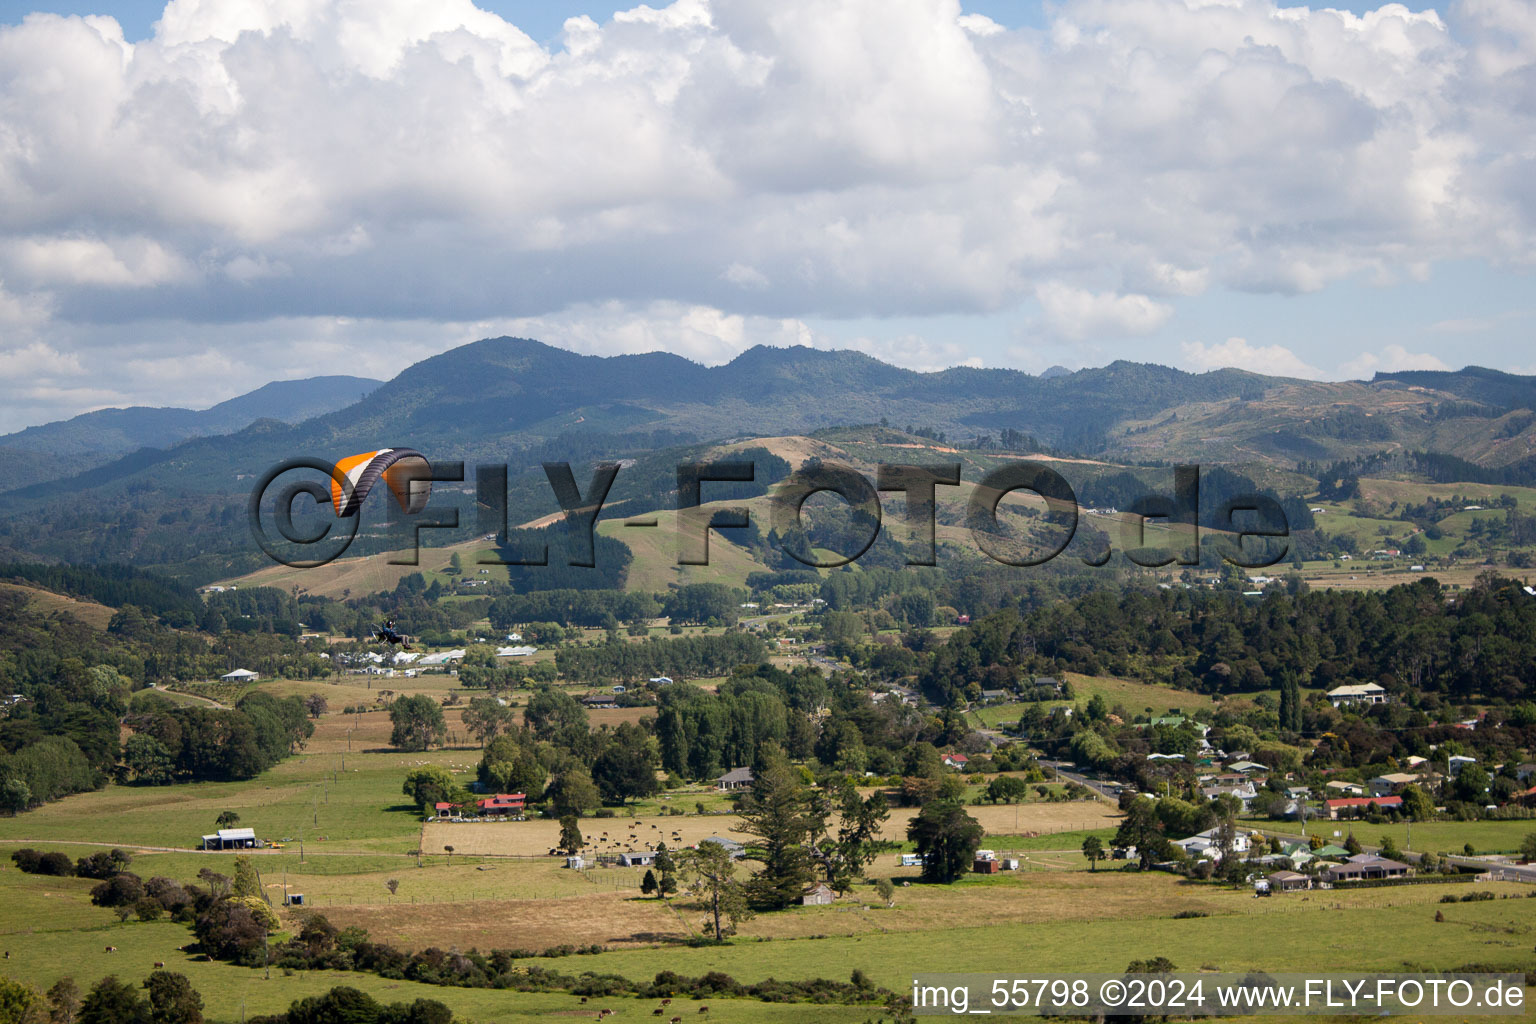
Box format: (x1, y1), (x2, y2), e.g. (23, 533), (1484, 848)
(699, 1008), (709, 1014)
(671, 1018), (682, 1023)
(104, 946), (117, 953)
(653, 1010), (663, 1016)
(661, 999), (671, 1005)
(153, 961), (165, 968)
(579, 997), (587, 1003)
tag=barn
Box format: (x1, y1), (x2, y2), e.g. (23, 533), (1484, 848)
(201, 827), (258, 850)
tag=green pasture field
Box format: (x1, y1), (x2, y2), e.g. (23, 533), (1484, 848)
(506, 883), (1536, 993)
(0, 747), (450, 855)
(968, 673), (1223, 730)
(1246, 818), (1536, 856)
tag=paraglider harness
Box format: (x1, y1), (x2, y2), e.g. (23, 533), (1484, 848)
(376, 619), (410, 649)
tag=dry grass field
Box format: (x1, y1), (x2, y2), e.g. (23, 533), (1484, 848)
(315, 888), (695, 950)
(0, 581), (116, 629)
(423, 815), (751, 858)
(884, 800), (1120, 842)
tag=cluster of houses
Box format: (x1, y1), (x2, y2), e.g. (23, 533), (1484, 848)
(1159, 824), (1415, 893)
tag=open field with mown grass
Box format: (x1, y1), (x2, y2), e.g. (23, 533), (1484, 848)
(1245, 818), (1536, 856)
(966, 672), (1222, 730)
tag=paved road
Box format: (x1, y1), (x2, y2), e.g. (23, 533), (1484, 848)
(1038, 759), (1120, 802)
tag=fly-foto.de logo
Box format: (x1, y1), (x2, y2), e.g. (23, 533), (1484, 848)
(249, 452), (1290, 570)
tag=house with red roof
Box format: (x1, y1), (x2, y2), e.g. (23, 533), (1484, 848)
(476, 793), (526, 817)
(1324, 795), (1402, 819)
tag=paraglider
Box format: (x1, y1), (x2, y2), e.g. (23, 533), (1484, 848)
(329, 448), (432, 518)
(376, 618), (411, 650)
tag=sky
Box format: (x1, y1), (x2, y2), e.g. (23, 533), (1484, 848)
(0, 0), (1532, 432)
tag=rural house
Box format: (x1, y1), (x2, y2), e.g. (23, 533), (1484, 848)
(801, 883), (835, 905)
(1369, 773), (1418, 796)
(717, 767), (754, 791)
(1322, 855), (1411, 883)
(1266, 870), (1310, 892)
(1327, 683), (1388, 707)
(1325, 795), (1403, 819)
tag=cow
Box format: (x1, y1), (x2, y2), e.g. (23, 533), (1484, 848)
(153, 961), (165, 969)
(104, 946), (117, 953)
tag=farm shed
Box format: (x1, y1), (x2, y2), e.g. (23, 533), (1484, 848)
(201, 827), (258, 850)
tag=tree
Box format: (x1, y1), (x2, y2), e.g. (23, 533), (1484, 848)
(142, 972), (202, 1024)
(77, 977), (149, 1024)
(230, 856), (261, 900)
(1082, 834), (1104, 871)
(214, 810), (239, 829)
(385, 878), (400, 899)
(1400, 783), (1433, 821)
(682, 840), (753, 941)
(591, 722), (660, 805)
(0, 978), (42, 1024)
(1, 778), (30, 815)
(985, 776), (1030, 804)
(557, 814), (583, 855)
(641, 869), (658, 897)
(815, 781), (889, 891)
(46, 978), (81, 1024)
(735, 750), (824, 908)
(1344, 833), (1363, 856)
(402, 765), (460, 812)
(1452, 765), (1491, 803)
(1519, 832), (1536, 863)
(873, 876), (895, 907)
(524, 687), (588, 745)
(1114, 798), (1167, 870)
(462, 696), (516, 746)
(1379, 835), (1401, 860)
(907, 799), (984, 883)
(123, 735), (175, 786)
(547, 767), (600, 818)
(443, 845), (455, 867)
(389, 694), (448, 751)
(654, 841), (678, 897)
(303, 694), (328, 719)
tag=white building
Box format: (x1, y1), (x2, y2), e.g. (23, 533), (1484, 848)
(1327, 683), (1388, 707)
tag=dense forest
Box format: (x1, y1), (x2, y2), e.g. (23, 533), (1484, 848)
(917, 574), (1536, 705)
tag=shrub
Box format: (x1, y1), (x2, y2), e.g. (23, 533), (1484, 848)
(89, 873), (145, 908)
(10, 849), (74, 876)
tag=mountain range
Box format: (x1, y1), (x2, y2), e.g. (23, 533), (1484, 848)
(0, 375), (381, 492)
(2, 336), (1535, 578)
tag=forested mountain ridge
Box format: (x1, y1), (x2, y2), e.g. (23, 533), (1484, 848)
(2, 337), (1536, 579)
(0, 374), (382, 493)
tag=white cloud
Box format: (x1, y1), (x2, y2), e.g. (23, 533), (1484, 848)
(1036, 282), (1173, 339)
(1179, 337), (1323, 378)
(1338, 344), (1452, 379)
(4, 236), (192, 288)
(0, 340), (84, 378)
(0, 0), (1532, 423)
